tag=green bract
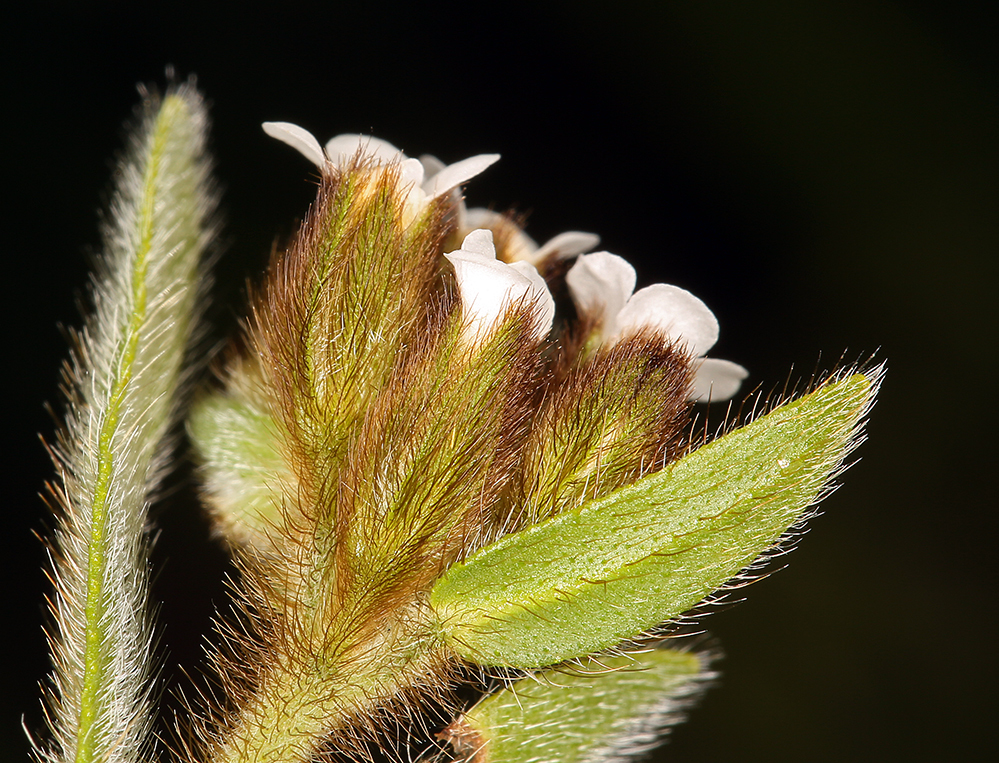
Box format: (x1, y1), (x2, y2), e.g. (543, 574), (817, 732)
(431, 373), (874, 668)
(449, 650), (710, 763)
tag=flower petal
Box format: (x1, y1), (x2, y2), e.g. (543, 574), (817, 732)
(418, 154), (446, 179)
(425, 154), (500, 200)
(689, 358), (749, 402)
(534, 231), (600, 261)
(565, 252), (637, 335)
(509, 261), (556, 338)
(615, 283), (719, 357)
(460, 229), (497, 259)
(461, 208), (540, 263)
(398, 157), (426, 189)
(324, 133), (403, 165)
(446, 232), (554, 342)
(462, 207), (504, 230)
(445, 254), (518, 340)
(262, 122), (326, 167)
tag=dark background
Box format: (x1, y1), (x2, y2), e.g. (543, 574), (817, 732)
(4, 1), (996, 761)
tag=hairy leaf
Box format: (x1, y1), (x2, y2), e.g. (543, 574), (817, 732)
(38, 82), (215, 763)
(432, 371), (878, 667)
(445, 650), (711, 763)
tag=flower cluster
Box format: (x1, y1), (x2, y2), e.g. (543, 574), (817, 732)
(178, 121), (768, 762)
(264, 121), (747, 403)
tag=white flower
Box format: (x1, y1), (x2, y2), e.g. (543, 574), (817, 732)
(262, 122), (499, 212)
(461, 207), (600, 266)
(687, 358), (750, 403)
(566, 251), (748, 401)
(445, 229), (556, 344)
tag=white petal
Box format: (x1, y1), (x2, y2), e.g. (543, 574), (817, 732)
(461, 229), (497, 258)
(420, 154), (455, 206)
(462, 207), (503, 230)
(425, 154), (500, 200)
(262, 122), (326, 167)
(689, 358), (749, 402)
(534, 231), (601, 261)
(502, 229), (540, 263)
(461, 207), (541, 262)
(446, 245), (554, 342)
(565, 252), (637, 334)
(419, 154), (446, 179)
(509, 261), (556, 337)
(445, 253), (517, 340)
(398, 157), (426, 188)
(615, 283), (719, 357)
(324, 133), (403, 165)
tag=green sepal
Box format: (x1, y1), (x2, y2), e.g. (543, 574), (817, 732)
(445, 649), (709, 763)
(508, 336), (691, 529)
(431, 372), (876, 667)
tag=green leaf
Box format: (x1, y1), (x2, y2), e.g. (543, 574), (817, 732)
(431, 372), (877, 668)
(39, 83), (215, 763)
(189, 381), (294, 551)
(445, 650), (710, 763)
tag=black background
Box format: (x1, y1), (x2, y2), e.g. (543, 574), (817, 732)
(4, 1), (996, 761)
